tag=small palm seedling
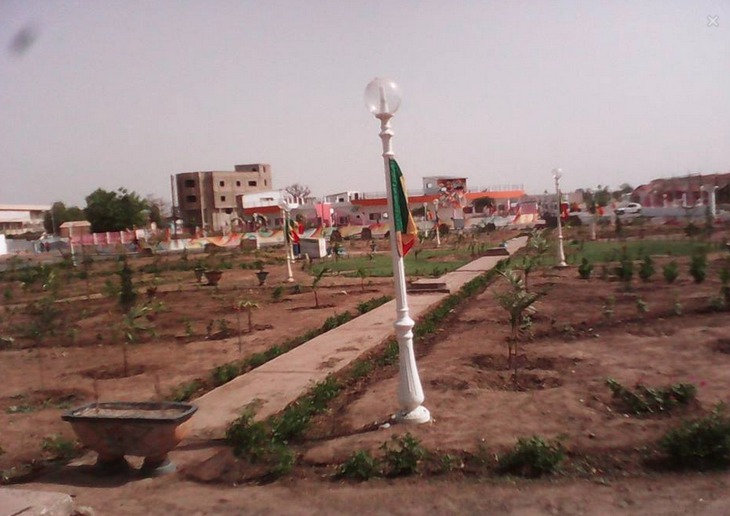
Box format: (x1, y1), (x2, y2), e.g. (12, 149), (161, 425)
(311, 267), (329, 308)
(495, 268), (540, 384)
(356, 267), (368, 293)
(235, 300), (260, 353)
(120, 304), (152, 377)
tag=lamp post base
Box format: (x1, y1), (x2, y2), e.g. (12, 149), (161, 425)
(395, 405), (431, 424)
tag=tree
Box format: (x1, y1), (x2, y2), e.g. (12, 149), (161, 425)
(284, 183), (311, 201)
(145, 195), (170, 229)
(43, 202), (85, 234)
(84, 187), (148, 233)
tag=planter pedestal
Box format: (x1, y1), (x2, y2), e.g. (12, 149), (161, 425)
(256, 271), (269, 286)
(62, 402), (197, 477)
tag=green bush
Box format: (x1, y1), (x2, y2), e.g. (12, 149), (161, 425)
(638, 255), (655, 282)
(663, 261), (679, 284)
(225, 410), (295, 477)
(271, 286), (284, 302)
(690, 252), (707, 283)
(271, 401), (312, 443)
(498, 436), (564, 477)
(613, 248), (633, 284)
(211, 363), (240, 387)
(660, 406), (730, 469)
(356, 295), (393, 315)
(338, 450), (381, 480)
(606, 378), (696, 415)
(380, 433), (427, 477)
(578, 258), (593, 280)
(169, 379), (204, 402)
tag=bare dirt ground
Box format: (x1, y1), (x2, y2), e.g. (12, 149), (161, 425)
(0, 245), (393, 480)
(5, 230), (730, 515)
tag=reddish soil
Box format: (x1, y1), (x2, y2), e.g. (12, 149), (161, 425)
(5, 228), (730, 514)
(0, 245), (393, 479)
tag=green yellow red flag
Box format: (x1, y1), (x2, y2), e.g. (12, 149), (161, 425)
(388, 158), (418, 257)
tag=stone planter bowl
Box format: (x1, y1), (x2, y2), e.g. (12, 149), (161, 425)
(204, 270), (223, 286)
(62, 401), (197, 475)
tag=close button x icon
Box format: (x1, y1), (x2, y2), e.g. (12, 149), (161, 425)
(707, 15), (719, 27)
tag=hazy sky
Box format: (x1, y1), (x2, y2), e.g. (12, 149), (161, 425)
(1, 1), (728, 207)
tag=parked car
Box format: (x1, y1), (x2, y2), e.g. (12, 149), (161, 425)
(615, 202), (642, 215)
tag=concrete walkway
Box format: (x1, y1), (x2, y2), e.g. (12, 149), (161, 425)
(184, 236), (527, 441)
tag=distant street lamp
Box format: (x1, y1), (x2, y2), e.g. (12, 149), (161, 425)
(364, 77), (430, 424)
(432, 198), (441, 248)
(552, 168), (568, 268)
(277, 197), (298, 283)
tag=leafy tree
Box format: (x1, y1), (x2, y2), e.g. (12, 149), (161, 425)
(145, 195), (170, 228)
(84, 187), (148, 233)
(284, 183), (312, 201)
(44, 202), (85, 234)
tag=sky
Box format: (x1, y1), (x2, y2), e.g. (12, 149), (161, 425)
(1, 0), (728, 207)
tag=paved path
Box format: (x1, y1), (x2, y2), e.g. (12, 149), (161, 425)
(184, 237), (527, 441)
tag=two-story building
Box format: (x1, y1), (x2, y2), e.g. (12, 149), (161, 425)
(176, 164), (272, 233)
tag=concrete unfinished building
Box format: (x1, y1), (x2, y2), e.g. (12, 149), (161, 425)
(176, 164), (272, 232)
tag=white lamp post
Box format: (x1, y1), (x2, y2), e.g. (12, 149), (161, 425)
(277, 196), (298, 283)
(552, 168), (567, 268)
(364, 77), (430, 424)
(432, 198), (441, 248)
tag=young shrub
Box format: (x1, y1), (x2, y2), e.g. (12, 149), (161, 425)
(380, 433), (427, 477)
(689, 251), (708, 284)
(211, 363), (240, 387)
(42, 434), (78, 461)
(271, 286), (284, 302)
(613, 247), (633, 286)
(636, 298), (649, 313)
(498, 436), (564, 477)
(606, 378), (696, 415)
(271, 400), (313, 443)
(117, 259), (137, 311)
(577, 257), (593, 280)
(225, 409), (295, 477)
(338, 450), (381, 481)
(311, 267), (329, 308)
(663, 260), (679, 284)
(638, 255), (655, 282)
(495, 268), (540, 383)
(660, 405), (730, 469)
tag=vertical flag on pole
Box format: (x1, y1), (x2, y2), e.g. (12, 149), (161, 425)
(388, 159), (418, 257)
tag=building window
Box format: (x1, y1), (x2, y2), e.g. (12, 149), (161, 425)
(220, 196), (226, 202)
(248, 180), (257, 187)
(236, 181), (241, 187)
(264, 179), (267, 186)
(184, 179), (195, 188)
(219, 181), (225, 187)
(186, 195), (197, 203)
(369, 213), (378, 221)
